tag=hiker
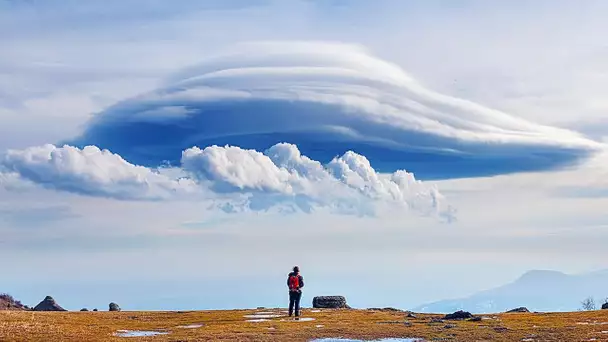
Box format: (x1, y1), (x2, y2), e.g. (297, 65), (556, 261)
(287, 266), (304, 317)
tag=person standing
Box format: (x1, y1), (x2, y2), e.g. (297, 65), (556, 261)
(287, 266), (304, 317)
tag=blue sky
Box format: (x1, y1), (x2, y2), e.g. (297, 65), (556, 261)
(2, 0), (608, 311)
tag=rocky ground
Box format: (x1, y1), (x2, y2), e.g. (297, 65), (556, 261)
(1, 307), (608, 341)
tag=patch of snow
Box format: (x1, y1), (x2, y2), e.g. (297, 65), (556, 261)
(176, 324), (203, 329)
(244, 314), (283, 318)
(114, 330), (169, 337)
(282, 317), (316, 322)
(311, 339), (424, 342)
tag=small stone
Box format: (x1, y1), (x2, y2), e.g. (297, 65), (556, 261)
(80, 308), (88, 312)
(444, 324), (457, 329)
(468, 316), (482, 322)
(430, 318), (445, 323)
(93, 308), (98, 312)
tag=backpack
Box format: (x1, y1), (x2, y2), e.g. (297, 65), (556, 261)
(288, 274), (300, 291)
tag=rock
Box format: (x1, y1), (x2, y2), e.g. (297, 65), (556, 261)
(312, 296), (349, 309)
(109, 302), (121, 312)
(406, 312), (417, 318)
(468, 316), (482, 322)
(0, 293), (27, 311)
(93, 308), (98, 312)
(369, 307), (402, 312)
(444, 310), (473, 320)
(430, 318), (445, 323)
(33, 296), (67, 311)
(506, 307), (530, 313)
(602, 303), (608, 310)
(80, 308), (88, 312)
(444, 324), (456, 329)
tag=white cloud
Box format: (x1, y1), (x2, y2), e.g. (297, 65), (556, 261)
(0, 144), (195, 200)
(1, 143), (449, 218)
(183, 142), (448, 216)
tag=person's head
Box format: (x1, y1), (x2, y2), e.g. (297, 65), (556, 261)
(293, 266), (300, 274)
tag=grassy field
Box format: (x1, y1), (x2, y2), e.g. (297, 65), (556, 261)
(1, 308), (608, 341)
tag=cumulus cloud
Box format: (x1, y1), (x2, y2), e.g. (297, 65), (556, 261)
(181, 142), (447, 216)
(70, 41), (600, 179)
(0, 144), (196, 200)
(0, 143), (451, 219)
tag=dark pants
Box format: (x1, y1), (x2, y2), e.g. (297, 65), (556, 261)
(289, 291), (302, 317)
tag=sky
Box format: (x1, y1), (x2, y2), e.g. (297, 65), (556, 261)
(2, 0), (608, 311)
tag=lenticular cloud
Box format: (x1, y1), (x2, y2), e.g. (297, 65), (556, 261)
(0, 143), (449, 218)
(70, 41), (599, 179)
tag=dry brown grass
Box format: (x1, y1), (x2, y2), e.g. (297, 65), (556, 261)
(1, 308), (608, 341)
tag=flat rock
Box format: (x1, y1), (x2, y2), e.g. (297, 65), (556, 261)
(312, 296), (349, 309)
(506, 307), (530, 313)
(369, 307), (402, 312)
(444, 310), (473, 320)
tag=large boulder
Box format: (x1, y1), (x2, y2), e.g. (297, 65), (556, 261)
(109, 302), (121, 312)
(312, 296), (349, 309)
(33, 296), (66, 311)
(0, 293), (27, 310)
(506, 307), (530, 313)
(444, 310), (473, 320)
(602, 302), (608, 310)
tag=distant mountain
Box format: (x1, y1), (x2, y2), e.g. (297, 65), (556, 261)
(413, 269), (608, 313)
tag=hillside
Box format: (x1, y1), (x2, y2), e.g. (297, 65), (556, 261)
(414, 270), (608, 313)
(0, 293), (27, 311)
(1, 308), (608, 341)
